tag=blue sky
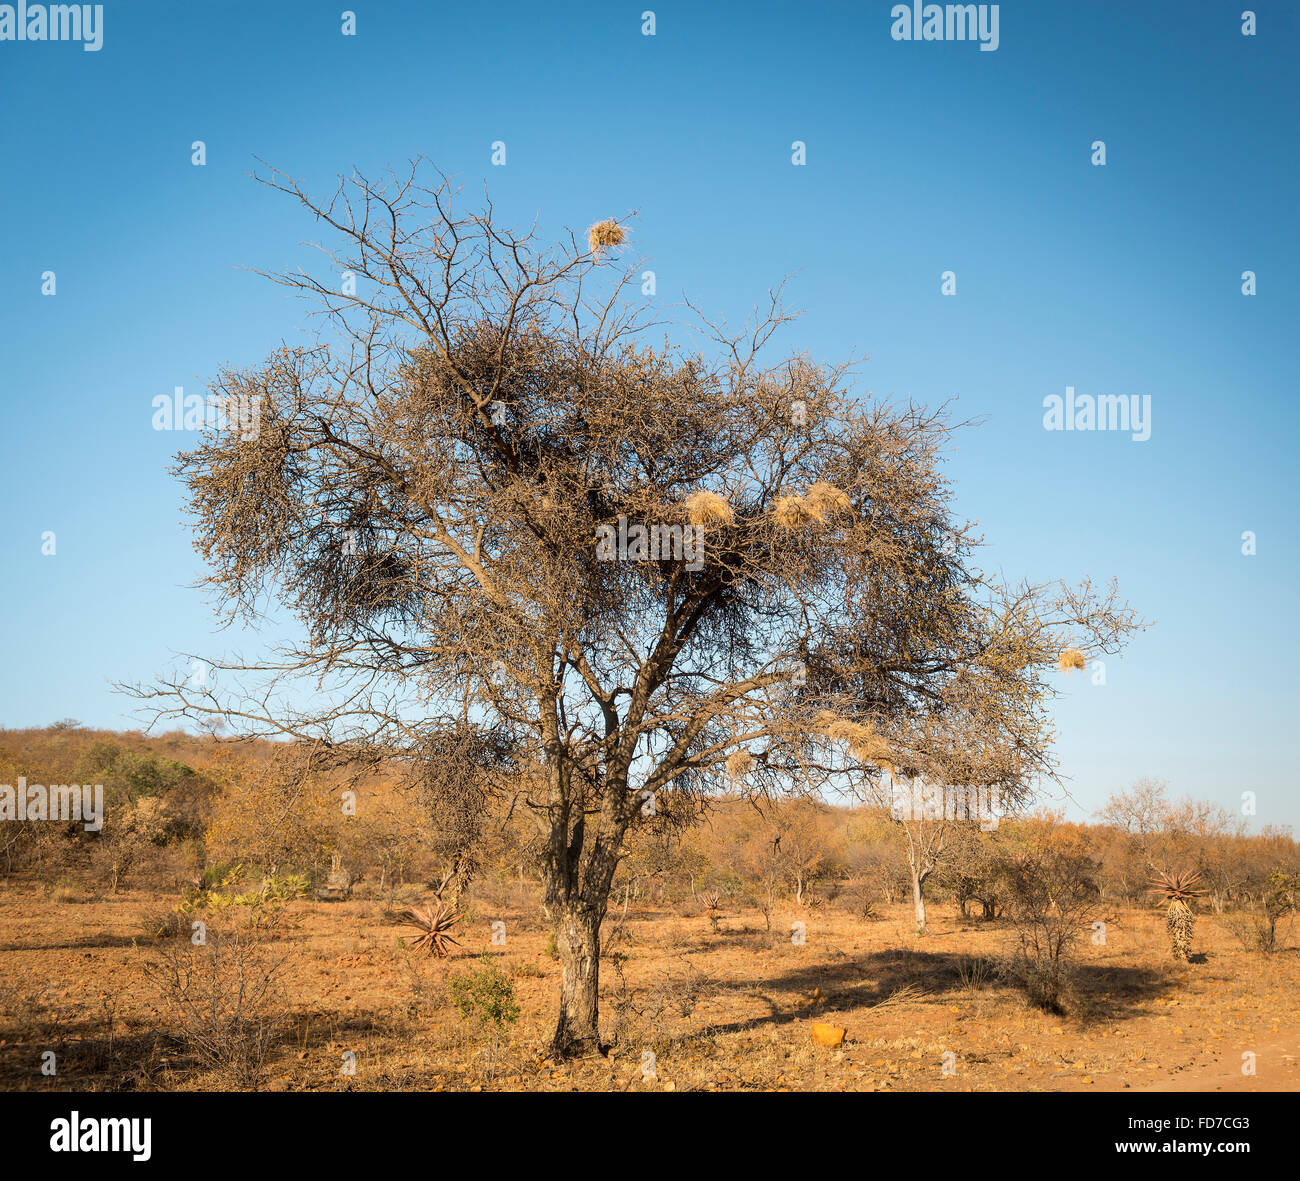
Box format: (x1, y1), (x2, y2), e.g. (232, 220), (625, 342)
(1, 1), (1296, 829)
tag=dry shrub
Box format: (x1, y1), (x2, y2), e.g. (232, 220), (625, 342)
(840, 880), (881, 920)
(685, 489), (734, 526)
(141, 905), (191, 942)
(49, 882), (88, 904)
(956, 954), (993, 992)
(1219, 872), (1298, 953)
(998, 826), (1099, 1012)
(92, 795), (176, 893)
(142, 929), (285, 1089)
(587, 220), (626, 251)
(609, 947), (717, 1050)
(400, 952), (449, 1019)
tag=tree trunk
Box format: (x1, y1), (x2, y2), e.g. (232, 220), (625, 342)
(911, 867), (927, 933)
(551, 903), (602, 1057)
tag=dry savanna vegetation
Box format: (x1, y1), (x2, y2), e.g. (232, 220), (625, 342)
(1, 726), (1297, 1093)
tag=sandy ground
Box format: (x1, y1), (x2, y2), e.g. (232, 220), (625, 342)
(0, 879), (1296, 1092)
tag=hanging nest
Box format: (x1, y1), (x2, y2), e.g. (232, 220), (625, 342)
(815, 711), (896, 775)
(803, 481), (853, 522)
(773, 483), (851, 529)
(685, 489), (735, 526)
(725, 749), (754, 781)
(587, 220), (626, 252)
(1058, 647), (1087, 672)
(773, 495), (812, 530)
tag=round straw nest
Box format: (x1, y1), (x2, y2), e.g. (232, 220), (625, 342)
(726, 749), (754, 781)
(685, 490), (735, 526)
(815, 711), (896, 775)
(773, 482), (852, 529)
(1058, 647), (1087, 672)
(774, 495), (812, 530)
(587, 220), (626, 252)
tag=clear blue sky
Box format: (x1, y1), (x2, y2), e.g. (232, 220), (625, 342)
(1, 2), (1296, 829)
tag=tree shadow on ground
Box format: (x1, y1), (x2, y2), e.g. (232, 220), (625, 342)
(0, 1029), (168, 1090)
(0, 933), (141, 951)
(702, 947), (1172, 1037)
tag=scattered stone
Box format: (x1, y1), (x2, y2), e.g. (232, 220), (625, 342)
(812, 1022), (846, 1048)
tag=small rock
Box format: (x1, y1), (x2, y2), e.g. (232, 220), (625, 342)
(812, 1022), (846, 1048)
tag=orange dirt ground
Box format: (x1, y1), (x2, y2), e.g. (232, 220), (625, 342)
(1, 881), (1296, 1092)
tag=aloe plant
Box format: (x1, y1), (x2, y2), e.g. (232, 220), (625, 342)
(398, 901), (463, 957)
(1147, 869), (1206, 961)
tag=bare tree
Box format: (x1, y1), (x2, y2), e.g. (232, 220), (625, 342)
(127, 159), (1143, 1056)
(1099, 776), (1171, 854)
(898, 800), (951, 934)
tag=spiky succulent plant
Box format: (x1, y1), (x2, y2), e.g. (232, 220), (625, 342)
(1147, 869), (1206, 961)
(398, 901), (463, 957)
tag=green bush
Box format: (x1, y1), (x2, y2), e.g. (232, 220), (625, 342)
(447, 958), (520, 1032)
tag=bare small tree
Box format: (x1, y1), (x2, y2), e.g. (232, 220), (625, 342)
(1099, 776), (1171, 855)
(898, 800), (951, 934)
(128, 159), (1142, 1056)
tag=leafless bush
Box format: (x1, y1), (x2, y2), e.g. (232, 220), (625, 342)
(1218, 875), (1297, 953)
(608, 939), (718, 1050)
(956, 954), (993, 992)
(998, 826), (1100, 1012)
(142, 929), (285, 1089)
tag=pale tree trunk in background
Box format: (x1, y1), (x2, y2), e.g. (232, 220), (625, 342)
(901, 815), (947, 935)
(910, 863), (927, 932)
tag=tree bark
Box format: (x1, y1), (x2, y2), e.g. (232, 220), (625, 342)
(551, 903), (602, 1057)
(910, 866), (927, 933)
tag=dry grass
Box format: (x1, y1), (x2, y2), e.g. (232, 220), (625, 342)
(1, 880), (1297, 1092)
